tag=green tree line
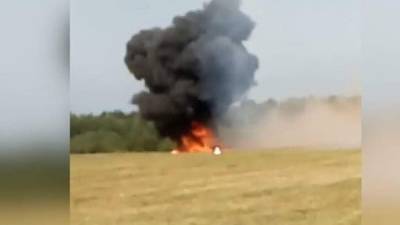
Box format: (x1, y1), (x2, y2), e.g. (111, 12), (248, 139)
(70, 111), (175, 153)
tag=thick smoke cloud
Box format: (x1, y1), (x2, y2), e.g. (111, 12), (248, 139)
(125, 0), (258, 141)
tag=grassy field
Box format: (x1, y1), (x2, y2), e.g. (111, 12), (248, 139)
(70, 149), (361, 225)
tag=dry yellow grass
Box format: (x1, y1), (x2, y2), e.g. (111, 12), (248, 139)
(70, 149), (361, 225)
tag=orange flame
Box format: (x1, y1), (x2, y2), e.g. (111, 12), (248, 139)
(174, 121), (217, 153)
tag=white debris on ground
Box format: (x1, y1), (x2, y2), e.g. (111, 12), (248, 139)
(171, 149), (179, 155)
(170, 147), (222, 155)
(212, 146), (222, 155)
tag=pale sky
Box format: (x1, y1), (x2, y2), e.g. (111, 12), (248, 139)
(0, 0), (68, 151)
(1, 0), (399, 153)
(71, 0), (361, 114)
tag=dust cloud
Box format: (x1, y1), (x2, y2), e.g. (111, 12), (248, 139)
(220, 96), (361, 149)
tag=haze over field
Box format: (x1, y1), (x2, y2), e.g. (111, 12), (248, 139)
(221, 96), (361, 149)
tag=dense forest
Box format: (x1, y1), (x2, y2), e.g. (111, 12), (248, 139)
(71, 96), (360, 153)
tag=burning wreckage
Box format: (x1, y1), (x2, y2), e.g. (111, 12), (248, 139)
(125, 0), (258, 154)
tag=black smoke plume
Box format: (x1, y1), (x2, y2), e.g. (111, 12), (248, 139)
(125, 0), (258, 142)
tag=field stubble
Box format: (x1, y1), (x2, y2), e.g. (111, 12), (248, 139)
(71, 149), (361, 225)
